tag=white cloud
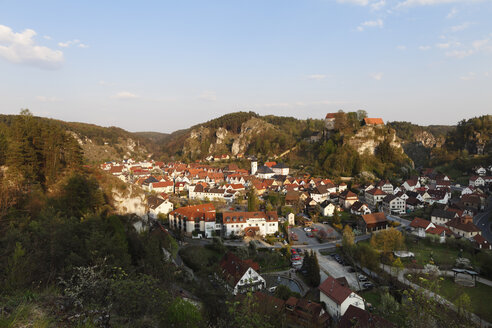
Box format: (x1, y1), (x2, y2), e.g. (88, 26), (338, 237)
(43, 35), (52, 40)
(371, 0), (386, 10)
(371, 72), (384, 80)
(446, 7), (458, 18)
(112, 91), (140, 99)
(444, 38), (491, 58)
(357, 19), (384, 31)
(445, 49), (474, 58)
(58, 39), (81, 48)
(307, 74), (327, 80)
(337, 0), (370, 5)
(36, 96), (62, 102)
(419, 45), (431, 50)
(436, 42), (451, 49)
(0, 24), (64, 69)
(450, 22), (471, 32)
(78, 43), (89, 48)
(460, 72), (476, 80)
(198, 91), (217, 101)
(397, 0), (483, 8)
(397, 45), (407, 50)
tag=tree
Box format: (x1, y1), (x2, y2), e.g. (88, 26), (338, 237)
(164, 298), (202, 328)
(333, 208), (341, 225)
(342, 225), (354, 249)
(370, 228), (404, 254)
(454, 293), (472, 319)
(247, 188), (259, 211)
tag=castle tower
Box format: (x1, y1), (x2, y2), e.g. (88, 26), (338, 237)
(251, 157), (258, 175)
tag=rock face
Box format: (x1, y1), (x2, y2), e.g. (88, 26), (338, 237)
(111, 185), (147, 217)
(345, 126), (402, 155)
(68, 131), (150, 163)
(181, 117), (275, 158)
(414, 131), (445, 148)
(231, 118), (274, 155)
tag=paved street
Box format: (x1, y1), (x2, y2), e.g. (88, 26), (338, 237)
(316, 250), (363, 291)
(474, 196), (492, 242)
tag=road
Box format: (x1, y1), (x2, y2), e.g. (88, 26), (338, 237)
(473, 196), (492, 243)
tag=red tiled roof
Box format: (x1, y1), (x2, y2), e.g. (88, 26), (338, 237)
(363, 117), (384, 125)
(219, 252), (260, 286)
(362, 212), (387, 225)
(410, 217), (432, 229)
(325, 113), (337, 119)
(319, 276), (352, 305)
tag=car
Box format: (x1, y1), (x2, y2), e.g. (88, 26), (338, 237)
(291, 249), (297, 255)
(312, 228), (319, 232)
(358, 275), (368, 281)
(306, 232), (314, 237)
(348, 267), (355, 273)
(303, 227), (312, 232)
(291, 255), (301, 261)
(363, 282), (374, 289)
(268, 286), (277, 293)
(296, 248), (303, 254)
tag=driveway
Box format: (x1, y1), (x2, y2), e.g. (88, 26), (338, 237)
(315, 250), (363, 291)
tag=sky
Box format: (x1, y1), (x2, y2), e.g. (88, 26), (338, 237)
(0, 0), (491, 133)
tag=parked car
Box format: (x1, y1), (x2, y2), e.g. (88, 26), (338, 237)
(363, 282), (374, 289)
(291, 249), (297, 255)
(303, 227), (312, 232)
(358, 275), (368, 281)
(306, 232), (314, 237)
(291, 255), (301, 261)
(312, 228), (319, 232)
(296, 248), (303, 254)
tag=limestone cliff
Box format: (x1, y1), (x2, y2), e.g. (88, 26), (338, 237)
(345, 125), (403, 155)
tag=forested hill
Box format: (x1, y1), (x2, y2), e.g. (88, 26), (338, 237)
(0, 112), (162, 164)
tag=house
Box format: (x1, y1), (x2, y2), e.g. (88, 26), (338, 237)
(287, 212), (295, 226)
(475, 166), (487, 176)
(362, 118), (384, 126)
(364, 188), (387, 210)
(168, 203), (218, 238)
(285, 191), (301, 206)
(150, 181), (174, 194)
(148, 196), (174, 218)
(325, 113), (338, 131)
(473, 234), (492, 250)
(461, 194), (482, 210)
(446, 216), (481, 239)
(339, 190), (358, 209)
(222, 211), (279, 238)
(285, 297), (330, 328)
(469, 176), (485, 187)
(406, 197), (423, 211)
(272, 163), (289, 176)
(218, 252), (265, 295)
(430, 209), (458, 226)
(382, 195), (406, 215)
(360, 212), (388, 233)
(256, 165), (276, 179)
(320, 200), (337, 217)
(319, 276), (365, 320)
(427, 189), (449, 205)
(339, 305), (395, 328)
(402, 179), (421, 192)
(350, 201), (371, 216)
(109, 165), (124, 176)
(311, 185), (330, 203)
(409, 217), (435, 238)
(376, 180), (394, 194)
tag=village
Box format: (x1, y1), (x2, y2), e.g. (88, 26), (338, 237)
(97, 115), (492, 327)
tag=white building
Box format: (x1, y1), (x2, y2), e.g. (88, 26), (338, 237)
(148, 196), (174, 218)
(319, 277), (365, 320)
(222, 211), (279, 238)
(272, 163), (289, 176)
(219, 253), (266, 295)
(168, 203), (218, 238)
(382, 195), (406, 215)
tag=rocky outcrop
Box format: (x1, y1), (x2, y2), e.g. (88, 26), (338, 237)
(231, 118), (275, 155)
(111, 185), (147, 217)
(414, 131), (444, 148)
(345, 126), (402, 155)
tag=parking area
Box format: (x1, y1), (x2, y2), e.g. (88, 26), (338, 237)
(289, 223), (340, 246)
(316, 251), (374, 292)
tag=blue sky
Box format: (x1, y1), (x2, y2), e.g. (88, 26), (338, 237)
(0, 0), (491, 132)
